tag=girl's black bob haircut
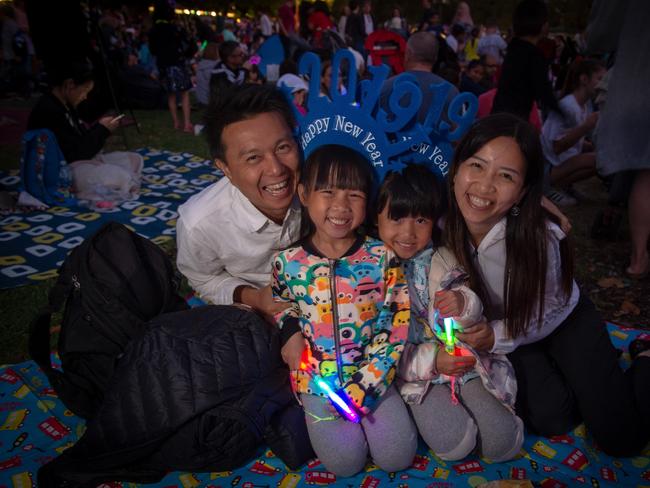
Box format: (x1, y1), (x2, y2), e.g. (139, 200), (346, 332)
(301, 144), (375, 196)
(376, 164), (446, 221)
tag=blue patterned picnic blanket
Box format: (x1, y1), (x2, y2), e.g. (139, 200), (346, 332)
(1, 324), (648, 487)
(0, 148), (222, 289)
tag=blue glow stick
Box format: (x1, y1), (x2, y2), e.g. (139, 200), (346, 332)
(314, 377), (360, 423)
(301, 361), (361, 423)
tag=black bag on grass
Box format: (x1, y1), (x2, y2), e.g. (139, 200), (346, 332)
(28, 221), (188, 419)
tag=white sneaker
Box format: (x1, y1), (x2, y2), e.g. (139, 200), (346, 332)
(545, 189), (577, 207)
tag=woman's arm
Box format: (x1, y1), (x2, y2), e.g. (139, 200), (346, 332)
(461, 229), (579, 354)
(541, 197), (571, 234)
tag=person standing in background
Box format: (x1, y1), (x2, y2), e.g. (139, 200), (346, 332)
(149, 1), (195, 133)
(278, 0), (296, 36)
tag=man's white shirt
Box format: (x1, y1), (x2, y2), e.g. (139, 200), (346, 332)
(176, 177), (301, 305)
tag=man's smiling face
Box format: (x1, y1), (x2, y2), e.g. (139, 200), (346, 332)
(216, 111), (300, 223)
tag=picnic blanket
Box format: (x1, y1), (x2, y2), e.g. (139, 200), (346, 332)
(0, 148), (222, 289)
(1, 324), (648, 487)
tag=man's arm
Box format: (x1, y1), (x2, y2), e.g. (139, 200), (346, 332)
(176, 217), (251, 305)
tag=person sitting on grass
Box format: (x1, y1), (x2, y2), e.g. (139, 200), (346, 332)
(541, 59), (605, 207)
(27, 59), (121, 163)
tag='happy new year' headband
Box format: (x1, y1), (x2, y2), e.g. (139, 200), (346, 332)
(279, 49), (478, 183)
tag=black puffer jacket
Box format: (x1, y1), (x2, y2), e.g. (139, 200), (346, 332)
(39, 306), (313, 487)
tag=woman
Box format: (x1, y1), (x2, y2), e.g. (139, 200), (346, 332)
(27, 60), (120, 163)
(27, 60), (141, 207)
(444, 113), (650, 457)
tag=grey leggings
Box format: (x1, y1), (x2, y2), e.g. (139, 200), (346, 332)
(410, 378), (523, 462)
(301, 386), (418, 477)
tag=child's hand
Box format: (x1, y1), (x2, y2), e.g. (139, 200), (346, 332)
(434, 290), (465, 318)
(281, 332), (306, 370)
(436, 349), (476, 376)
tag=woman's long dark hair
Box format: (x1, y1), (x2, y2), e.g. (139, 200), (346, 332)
(445, 113), (574, 339)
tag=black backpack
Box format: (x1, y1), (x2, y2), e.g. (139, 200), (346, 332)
(29, 221), (188, 419)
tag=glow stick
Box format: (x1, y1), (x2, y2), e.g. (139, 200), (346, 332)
(300, 362), (361, 423)
(443, 317), (456, 354)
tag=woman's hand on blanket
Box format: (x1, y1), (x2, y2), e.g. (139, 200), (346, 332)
(436, 349), (476, 376)
(434, 290), (465, 317)
(282, 332), (307, 370)
(456, 320), (494, 352)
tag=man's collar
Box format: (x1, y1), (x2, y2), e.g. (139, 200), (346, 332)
(230, 183), (300, 233)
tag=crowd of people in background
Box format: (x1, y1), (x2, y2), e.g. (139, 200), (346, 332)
(1, 0), (647, 279)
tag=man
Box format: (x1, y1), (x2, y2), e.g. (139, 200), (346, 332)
(278, 0), (295, 36)
(259, 8), (273, 38)
(362, 1), (375, 37)
(345, 1), (365, 54)
(480, 53), (499, 90)
(491, 0), (559, 119)
(445, 23), (466, 55)
(381, 31), (459, 125)
(176, 84), (301, 319)
(459, 59), (486, 96)
(209, 40), (246, 103)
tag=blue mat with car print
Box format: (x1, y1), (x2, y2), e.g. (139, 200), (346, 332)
(0, 148), (222, 289)
(1, 323), (649, 488)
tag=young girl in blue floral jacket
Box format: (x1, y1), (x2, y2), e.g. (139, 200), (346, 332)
(376, 165), (523, 462)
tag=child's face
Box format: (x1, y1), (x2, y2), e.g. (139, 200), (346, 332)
(299, 184), (367, 243)
(378, 206), (434, 259)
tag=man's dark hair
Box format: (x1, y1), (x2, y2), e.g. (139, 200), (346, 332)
(203, 84), (296, 162)
(513, 0), (548, 37)
(218, 40), (240, 62)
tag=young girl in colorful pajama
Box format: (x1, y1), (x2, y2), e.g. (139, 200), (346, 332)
(376, 164), (523, 462)
(272, 145), (417, 477)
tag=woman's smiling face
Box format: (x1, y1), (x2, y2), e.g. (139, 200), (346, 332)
(453, 136), (527, 245)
